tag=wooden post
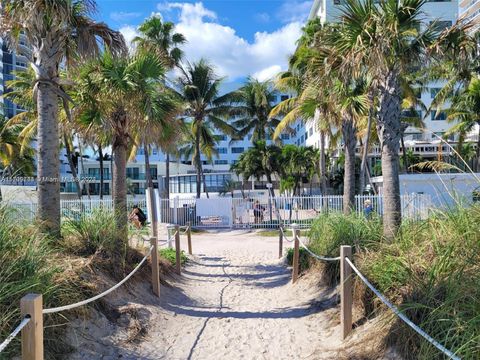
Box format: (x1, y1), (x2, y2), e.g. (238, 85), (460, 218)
(20, 293), (43, 360)
(292, 225), (300, 284)
(187, 221), (192, 255)
(146, 187), (158, 238)
(150, 237), (160, 297)
(278, 223), (283, 259)
(175, 224), (181, 275)
(341, 245), (353, 340)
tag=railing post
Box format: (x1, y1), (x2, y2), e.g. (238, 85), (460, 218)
(167, 224), (174, 248)
(187, 221), (192, 255)
(20, 294), (43, 360)
(175, 224), (181, 275)
(340, 245), (353, 340)
(278, 223), (283, 259)
(150, 237), (160, 297)
(292, 224), (300, 284)
(146, 187), (158, 238)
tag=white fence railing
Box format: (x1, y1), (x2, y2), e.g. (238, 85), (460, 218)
(5, 194), (432, 228)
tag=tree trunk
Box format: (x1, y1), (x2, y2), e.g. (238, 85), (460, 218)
(400, 133), (408, 173)
(110, 152), (114, 199)
(378, 71), (402, 240)
(78, 140), (90, 200)
(342, 116), (357, 215)
(319, 130), (327, 195)
(36, 81), (60, 236)
(359, 96), (374, 194)
(203, 173), (210, 198)
(165, 152), (170, 199)
(63, 133), (82, 199)
(98, 144), (104, 199)
(112, 109), (129, 273)
(195, 129), (202, 199)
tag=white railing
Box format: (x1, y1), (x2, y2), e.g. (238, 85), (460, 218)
(5, 194), (432, 228)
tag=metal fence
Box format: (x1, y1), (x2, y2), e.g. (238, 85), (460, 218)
(5, 194), (431, 228)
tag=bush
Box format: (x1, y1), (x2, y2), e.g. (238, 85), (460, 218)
(307, 207), (480, 359)
(159, 248), (188, 267)
(62, 209), (119, 255)
(286, 247), (310, 273)
(0, 206), (82, 359)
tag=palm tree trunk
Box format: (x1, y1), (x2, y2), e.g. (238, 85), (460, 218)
(78, 140), (91, 200)
(342, 117), (357, 214)
(37, 82), (60, 236)
(203, 174), (210, 198)
(400, 133), (408, 173)
(319, 130), (327, 195)
(359, 97), (374, 194)
(476, 122), (480, 172)
(378, 71), (402, 240)
(63, 133), (82, 199)
(165, 152), (170, 199)
(98, 144), (104, 199)
(195, 130), (202, 199)
(110, 152), (114, 198)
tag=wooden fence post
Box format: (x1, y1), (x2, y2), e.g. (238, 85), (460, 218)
(146, 187), (158, 238)
(150, 237), (160, 297)
(292, 225), (300, 284)
(278, 223), (283, 259)
(341, 245), (353, 340)
(175, 225), (181, 275)
(187, 221), (192, 255)
(20, 293), (43, 360)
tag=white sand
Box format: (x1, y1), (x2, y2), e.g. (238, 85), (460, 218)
(67, 230), (399, 360)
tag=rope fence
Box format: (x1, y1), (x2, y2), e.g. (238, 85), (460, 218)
(43, 245), (154, 314)
(0, 316), (31, 353)
(345, 257), (460, 360)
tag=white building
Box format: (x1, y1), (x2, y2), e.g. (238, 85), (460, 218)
(460, 0), (480, 32)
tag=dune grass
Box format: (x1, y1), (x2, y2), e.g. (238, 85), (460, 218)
(308, 207), (480, 359)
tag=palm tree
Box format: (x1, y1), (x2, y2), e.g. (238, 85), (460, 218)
(219, 78), (282, 142)
(326, 0), (441, 238)
(77, 50), (176, 268)
(445, 77), (480, 171)
(134, 14), (186, 198)
(0, 0), (125, 235)
(176, 59), (237, 198)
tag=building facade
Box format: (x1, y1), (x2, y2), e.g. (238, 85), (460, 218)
(460, 0), (480, 32)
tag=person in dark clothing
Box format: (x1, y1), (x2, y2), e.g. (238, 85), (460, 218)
(129, 205), (147, 229)
(253, 200), (265, 224)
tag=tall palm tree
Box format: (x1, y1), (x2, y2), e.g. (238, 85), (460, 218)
(0, 0), (125, 235)
(176, 59), (237, 198)
(326, 0), (441, 238)
(219, 78), (282, 142)
(77, 50), (176, 268)
(134, 14), (186, 198)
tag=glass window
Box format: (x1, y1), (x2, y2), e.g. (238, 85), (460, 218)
(231, 147), (244, 154)
(215, 134), (227, 141)
(281, 133), (290, 140)
(430, 88), (442, 99)
(215, 160), (228, 165)
(217, 147), (228, 154)
(431, 111), (447, 121)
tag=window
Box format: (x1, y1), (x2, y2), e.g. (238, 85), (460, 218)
(300, 135), (304, 143)
(152, 148), (158, 155)
(215, 134), (227, 141)
(431, 110), (447, 121)
(231, 160), (238, 164)
(126, 167), (140, 179)
(231, 147), (244, 154)
(430, 88), (441, 99)
(280, 95), (289, 101)
(401, 110), (421, 119)
(430, 20), (453, 31)
(15, 61), (26, 68)
(214, 160), (228, 165)
(305, 132), (308, 140)
(217, 147), (228, 154)
(281, 133), (290, 140)
(309, 128), (313, 136)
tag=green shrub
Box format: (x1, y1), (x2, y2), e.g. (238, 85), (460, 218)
(308, 207), (480, 359)
(62, 209), (119, 255)
(159, 248), (188, 267)
(0, 206), (81, 359)
(286, 247), (310, 273)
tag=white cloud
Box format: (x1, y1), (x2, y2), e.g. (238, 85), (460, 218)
(254, 12), (271, 23)
(276, 0), (311, 23)
(119, 25), (139, 52)
(252, 65), (282, 82)
(110, 11), (142, 22)
(155, 2), (302, 82)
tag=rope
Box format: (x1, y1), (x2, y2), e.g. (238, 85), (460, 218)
(297, 237), (341, 261)
(180, 226), (190, 235)
(345, 257), (460, 360)
(280, 227), (294, 243)
(0, 316), (31, 353)
(43, 246), (154, 314)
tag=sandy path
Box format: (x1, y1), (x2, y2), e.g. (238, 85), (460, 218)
(119, 230), (343, 360)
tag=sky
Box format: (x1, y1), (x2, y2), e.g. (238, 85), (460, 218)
(95, 1), (312, 84)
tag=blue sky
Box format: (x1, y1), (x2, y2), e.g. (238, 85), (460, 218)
(95, 1), (312, 83)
